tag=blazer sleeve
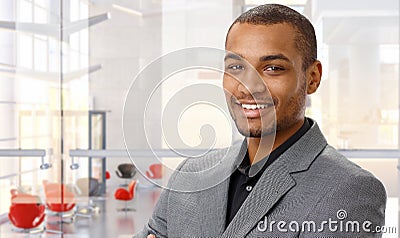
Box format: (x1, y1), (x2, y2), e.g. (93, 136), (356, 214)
(133, 188), (169, 238)
(301, 173), (387, 238)
(133, 160), (188, 238)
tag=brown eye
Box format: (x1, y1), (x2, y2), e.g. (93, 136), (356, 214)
(225, 64), (245, 76)
(227, 64), (244, 71)
(265, 66), (284, 71)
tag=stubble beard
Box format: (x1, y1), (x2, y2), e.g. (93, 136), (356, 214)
(275, 82), (307, 133)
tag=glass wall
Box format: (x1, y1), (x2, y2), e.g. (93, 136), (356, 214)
(0, 0), (92, 216)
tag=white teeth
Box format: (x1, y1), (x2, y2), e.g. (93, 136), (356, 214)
(241, 104), (268, 110)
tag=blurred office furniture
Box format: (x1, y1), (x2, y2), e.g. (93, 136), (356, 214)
(76, 177), (101, 197)
(8, 190), (46, 231)
(115, 163), (136, 185)
(70, 155), (102, 214)
(146, 163), (163, 180)
(114, 180), (137, 212)
(74, 178), (101, 215)
(42, 180), (76, 223)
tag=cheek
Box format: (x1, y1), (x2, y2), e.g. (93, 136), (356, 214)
(268, 82), (298, 107)
(222, 75), (237, 94)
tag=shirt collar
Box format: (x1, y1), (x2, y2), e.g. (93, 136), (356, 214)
(235, 118), (312, 178)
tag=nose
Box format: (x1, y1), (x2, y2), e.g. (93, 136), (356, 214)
(237, 69), (267, 95)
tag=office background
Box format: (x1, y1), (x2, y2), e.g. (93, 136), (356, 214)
(0, 0), (398, 237)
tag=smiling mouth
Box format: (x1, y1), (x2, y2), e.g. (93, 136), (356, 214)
(233, 100), (274, 109)
(240, 103), (270, 110)
(231, 100), (274, 118)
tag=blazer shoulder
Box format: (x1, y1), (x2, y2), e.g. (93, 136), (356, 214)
(314, 145), (380, 180)
(177, 141), (243, 173)
(303, 145), (387, 230)
(305, 144), (387, 202)
(166, 142), (243, 192)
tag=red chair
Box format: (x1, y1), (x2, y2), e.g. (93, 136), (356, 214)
(8, 190), (46, 230)
(106, 171), (111, 179)
(145, 163), (163, 179)
(114, 180), (137, 211)
(43, 181), (75, 213)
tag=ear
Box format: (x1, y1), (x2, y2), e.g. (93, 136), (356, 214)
(306, 60), (322, 94)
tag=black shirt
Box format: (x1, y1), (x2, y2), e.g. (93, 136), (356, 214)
(225, 118), (312, 227)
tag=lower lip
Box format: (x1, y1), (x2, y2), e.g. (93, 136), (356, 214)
(242, 108), (262, 118)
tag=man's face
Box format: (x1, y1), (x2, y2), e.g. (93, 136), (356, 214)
(223, 23), (307, 137)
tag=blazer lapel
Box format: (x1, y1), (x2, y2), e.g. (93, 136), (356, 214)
(221, 120), (328, 237)
(222, 158), (295, 237)
(197, 140), (248, 236)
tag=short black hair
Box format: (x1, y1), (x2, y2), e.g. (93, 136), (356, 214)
(227, 4), (317, 71)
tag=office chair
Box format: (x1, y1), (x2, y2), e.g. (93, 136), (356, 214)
(42, 180), (76, 223)
(8, 190), (46, 231)
(74, 177), (102, 215)
(114, 180), (137, 212)
(145, 163), (163, 179)
(76, 177), (101, 197)
(115, 163), (136, 185)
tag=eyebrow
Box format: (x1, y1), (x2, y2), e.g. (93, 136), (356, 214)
(224, 53), (290, 63)
(224, 53), (244, 61)
(259, 54), (290, 62)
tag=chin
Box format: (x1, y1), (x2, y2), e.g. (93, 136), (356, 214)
(236, 124), (276, 138)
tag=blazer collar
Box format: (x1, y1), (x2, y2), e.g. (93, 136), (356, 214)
(280, 118), (327, 173)
(222, 119), (328, 237)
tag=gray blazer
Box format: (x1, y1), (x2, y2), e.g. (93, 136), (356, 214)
(135, 120), (386, 237)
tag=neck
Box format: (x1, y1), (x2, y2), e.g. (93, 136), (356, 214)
(247, 118), (305, 164)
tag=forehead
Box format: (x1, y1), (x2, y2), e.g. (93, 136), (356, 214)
(225, 23), (298, 60)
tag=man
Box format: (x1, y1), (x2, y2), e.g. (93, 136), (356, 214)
(136, 4), (386, 237)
